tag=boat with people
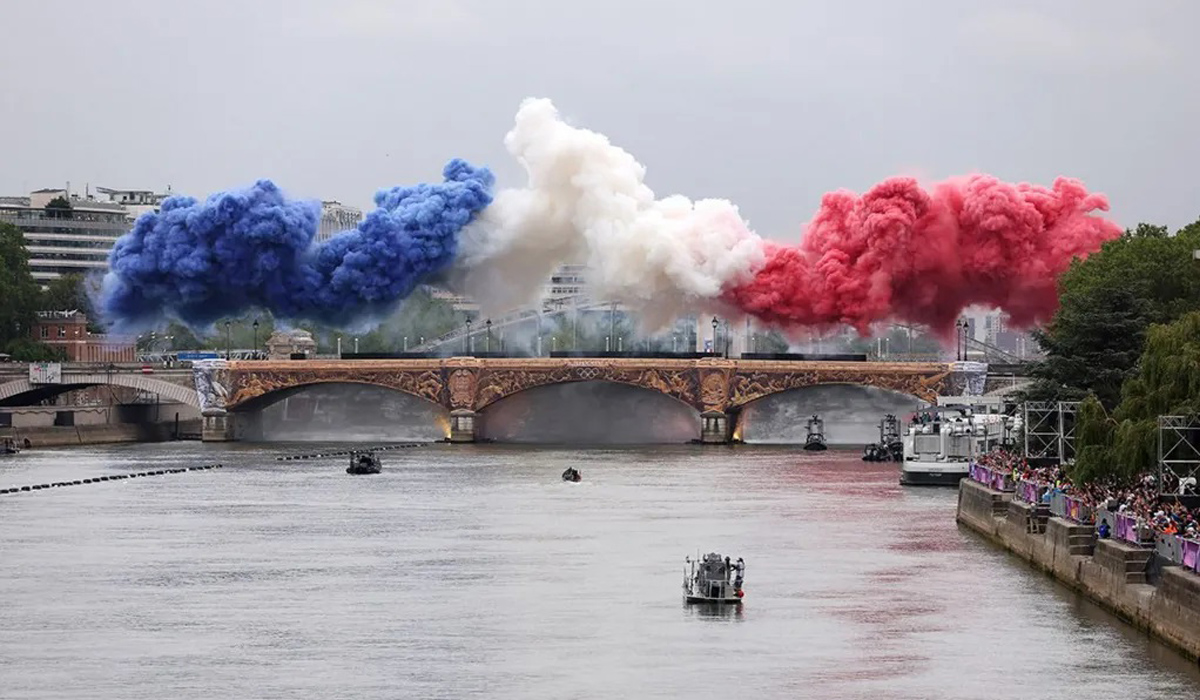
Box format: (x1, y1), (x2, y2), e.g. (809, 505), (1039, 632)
(900, 396), (1016, 486)
(862, 414), (903, 462)
(562, 467), (581, 482)
(683, 552), (745, 604)
(803, 414), (827, 451)
(346, 451), (382, 475)
(2, 437), (19, 455)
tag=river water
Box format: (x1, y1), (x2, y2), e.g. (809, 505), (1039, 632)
(2, 442), (1198, 699)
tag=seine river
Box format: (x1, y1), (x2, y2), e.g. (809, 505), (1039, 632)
(2, 442), (1199, 699)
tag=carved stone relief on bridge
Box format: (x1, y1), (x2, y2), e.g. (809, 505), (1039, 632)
(727, 367), (950, 407)
(192, 360), (229, 415)
(472, 363), (700, 410)
(447, 369), (477, 409)
(223, 367), (445, 409)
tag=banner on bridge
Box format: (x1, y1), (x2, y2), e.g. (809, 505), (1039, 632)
(29, 362), (62, 384)
(177, 352), (220, 361)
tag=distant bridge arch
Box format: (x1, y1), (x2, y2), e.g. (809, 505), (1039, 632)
(0, 373), (200, 408)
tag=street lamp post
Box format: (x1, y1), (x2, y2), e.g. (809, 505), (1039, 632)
(252, 319), (259, 359)
(337, 336), (342, 358)
(956, 319), (968, 361)
(224, 321), (231, 359)
(354, 337), (359, 354)
(403, 336), (408, 352)
(465, 319), (472, 353)
(486, 319), (492, 353)
(711, 317), (718, 355)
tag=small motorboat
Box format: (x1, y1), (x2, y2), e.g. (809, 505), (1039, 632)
(1, 437), (19, 455)
(562, 467), (581, 482)
(346, 451), (381, 475)
(803, 414), (828, 451)
(683, 552), (744, 604)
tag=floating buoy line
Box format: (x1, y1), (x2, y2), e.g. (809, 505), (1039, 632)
(275, 443), (425, 461)
(0, 464), (223, 495)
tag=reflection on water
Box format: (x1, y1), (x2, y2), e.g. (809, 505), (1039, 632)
(0, 443), (1197, 699)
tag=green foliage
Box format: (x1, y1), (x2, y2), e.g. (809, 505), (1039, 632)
(1026, 218), (1200, 407)
(1, 337), (66, 362)
(1072, 311), (1200, 482)
(44, 196), (73, 219)
(0, 223), (43, 352)
(40, 273), (91, 312)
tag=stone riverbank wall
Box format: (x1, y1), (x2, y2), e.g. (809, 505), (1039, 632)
(6, 420), (202, 448)
(957, 478), (1200, 663)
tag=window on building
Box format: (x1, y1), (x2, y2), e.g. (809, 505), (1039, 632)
(58, 326), (66, 338)
(40, 326), (49, 339)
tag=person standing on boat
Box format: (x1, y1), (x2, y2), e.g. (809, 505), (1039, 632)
(733, 558), (745, 589)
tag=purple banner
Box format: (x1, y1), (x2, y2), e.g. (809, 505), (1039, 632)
(1182, 538), (1200, 571)
(1116, 513), (1140, 544)
(1014, 480), (1041, 504)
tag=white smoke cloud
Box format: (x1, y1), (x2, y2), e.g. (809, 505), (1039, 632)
(451, 98), (768, 330)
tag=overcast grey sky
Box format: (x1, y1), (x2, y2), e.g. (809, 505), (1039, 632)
(2, 0), (1196, 239)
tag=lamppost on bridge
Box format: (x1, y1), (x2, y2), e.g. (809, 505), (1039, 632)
(354, 337), (359, 354)
(956, 318), (968, 361)
(224, 321), (231, 360)
(724, 319), (730, 358)
(337, 336), (342, 358)
(252, 319), (259, 359)
(486, 319), (492, 353)
(403, 336), (408, 352)
(711, 317), (718, 355)
(465, 318), (472, 353)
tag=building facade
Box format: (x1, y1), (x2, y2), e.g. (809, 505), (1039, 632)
(31, 310), (136, 363)
(316, 201), (363, 242)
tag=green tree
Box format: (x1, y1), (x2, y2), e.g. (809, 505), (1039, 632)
(1073, 311), (1200, 482)
(41, 273), (88, 311)
(1025, 218), (1200, 408)
(44, 195), (73, 220)
(0, 223), (43, 351)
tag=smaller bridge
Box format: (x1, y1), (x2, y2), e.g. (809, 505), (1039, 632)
(0, 366), (199, 408)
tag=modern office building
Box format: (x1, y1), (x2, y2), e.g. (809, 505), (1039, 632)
(0, 188), (141, 285)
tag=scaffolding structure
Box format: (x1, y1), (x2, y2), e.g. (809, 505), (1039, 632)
(1022, 401), (1078, 463)
(1158, 415), (1200, 497)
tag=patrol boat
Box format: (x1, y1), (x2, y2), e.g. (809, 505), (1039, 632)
(683, 552), (745, 604)
(803, 415), (828, 451)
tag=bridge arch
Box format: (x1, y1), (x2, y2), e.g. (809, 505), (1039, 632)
(0, 374), (200, 408)
(228, 378), (447, 413)
(477, 379), (702, 443)
(473, 371), (699, 413)
(732, 383), (928, 444)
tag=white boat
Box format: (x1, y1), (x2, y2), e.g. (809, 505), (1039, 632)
(900, 396), (1015, 486)
(683, 552), (744, 604)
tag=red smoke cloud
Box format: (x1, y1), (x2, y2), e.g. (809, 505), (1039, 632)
(723, 175), (1121, 338)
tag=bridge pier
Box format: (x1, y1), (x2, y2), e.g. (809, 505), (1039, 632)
(201, 411), (235, 442)
(448, 409), (479, 443)
(699, 410), (733, 444)
(202, 411), (263, 442)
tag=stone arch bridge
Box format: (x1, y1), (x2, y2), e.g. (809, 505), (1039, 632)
(0, 369), (200, 408)
(197, 358), (986, 442)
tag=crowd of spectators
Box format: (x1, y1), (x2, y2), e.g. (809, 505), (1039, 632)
(972, 449), (1200, 539)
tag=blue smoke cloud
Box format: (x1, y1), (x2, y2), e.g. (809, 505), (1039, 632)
(98, 159), (494, 329)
